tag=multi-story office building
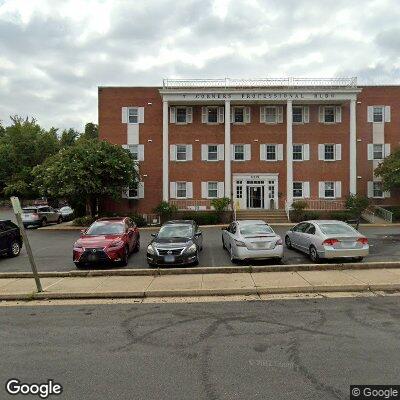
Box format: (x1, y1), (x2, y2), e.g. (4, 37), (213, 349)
(98, 78), (398, 216)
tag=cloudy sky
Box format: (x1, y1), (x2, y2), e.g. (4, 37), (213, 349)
(0, 0), (399, 131)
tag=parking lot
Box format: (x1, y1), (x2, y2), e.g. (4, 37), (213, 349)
(1, 206), (400, 272)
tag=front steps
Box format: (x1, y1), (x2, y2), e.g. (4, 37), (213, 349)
(235, 209), (289, 223)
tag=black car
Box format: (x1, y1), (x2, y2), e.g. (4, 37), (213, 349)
(146, 220), (203, 267)
(0, 220), (23, 258)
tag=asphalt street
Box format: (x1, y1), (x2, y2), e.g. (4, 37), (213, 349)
(1, 297), (400, 400)
(1, 208), (400, 272)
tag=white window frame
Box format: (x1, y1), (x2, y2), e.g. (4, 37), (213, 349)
(265, 144), (277, 161)
(292, 106), (303, 124)
(233, 144), (245, 161)
(176, 107), (188, 124)
(176, 144), (187, 161)
(373, 144), (384, 160)
(265, 106), (277, 123)
(293, 182), (304, 198)
(233, 107), (244, 124)
(176, 182), (187, 199)
(125, 182), (144, 199)
(324, 144), (335, 161)
(373, 106), (384, 123)
(324, 182), (335, 199)
(323, 106), (335, 123)
(373, 181), (384, 198)
(128, 107), (139, 124)
(293, 144), (304, 161)
(207, 182), (218, 199)
(207, 144), (218, 161)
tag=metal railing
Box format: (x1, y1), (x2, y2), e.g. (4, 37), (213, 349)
(372, 205), (393, 223)
(169, 199), (213, 211)
(301, 199), (346, 211)
(142, 213), (160, 226)
(163, 77), (357, 89)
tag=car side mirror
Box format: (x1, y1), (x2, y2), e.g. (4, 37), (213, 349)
(195, 231), (202, 237)
(221, 226), (227, 231)
(80, 229), (87, 234)
(151, 233), (157, 237)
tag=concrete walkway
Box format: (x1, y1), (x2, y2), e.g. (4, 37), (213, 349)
(1, 268), (400, 300)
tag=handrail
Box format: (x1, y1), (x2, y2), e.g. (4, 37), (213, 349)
(374, 205), (393, 223)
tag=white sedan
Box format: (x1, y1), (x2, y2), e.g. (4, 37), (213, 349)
(222, 220), (283, 263)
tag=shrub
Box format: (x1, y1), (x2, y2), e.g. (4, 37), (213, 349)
(73, 216), (95, 226)
(328, 210), (355, 221)
(290, 210), (321, 223)
(181, 212), (220, 225)
(154, 201), (178, 222)
(304, 211), (320, 220)
(211, 197), (231, 212)
(128, 213), (147, 227)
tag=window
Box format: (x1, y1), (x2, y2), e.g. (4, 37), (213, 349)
(207, 107), (218, 123)
(324, 182), (335, 198)
(128, 183), (138, 198)
(373, 144), (384, 160)
(176, 145), (187, 161)
(236, 181), (243, 199)
(324, 144), (335, 160)
(176, 108), (187, 123)
(293, 182), (303, 198)
(176, 182), (187, 198)
(266, 145), (277, 160)
(128, 108), (138, 124)
(234, 107), (244, 123)
(207, 182), (218, 198)
(324, 106), (335, 123)
(293, 145), (303, 161)
(265, 107), (277, 123)
(233, 145), (245, 161)
(292, 107), (303, 123)
(128, 145), (138, 160)
(373, 182), (383, 198)
(207, 145), (218, 161)
(373, 107), (383, 123)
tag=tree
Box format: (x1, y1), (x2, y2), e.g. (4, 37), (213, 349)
(79, 122), (98, 141)
(374, 149), (400, 191)
(345, 194), (370, 230)
(33, 139), (139, 217)
(59, 128), (79, 148)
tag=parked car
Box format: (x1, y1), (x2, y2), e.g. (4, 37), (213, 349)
(147, 220), (202, 267)
(0, 220), (23, 258)
(222, 220), (283, 263)
(22, 206), (62, 228)
(58, 206), (74, 221)
(285, 220), (369, 262)
(73, 217), (140, 269)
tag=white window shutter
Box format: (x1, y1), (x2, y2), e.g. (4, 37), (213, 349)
(231, 144), (235, 160)
(367, 181), (373, 198)
(170, 182), (176, 199)
(335, 181), (342, 198)
(277, 106), (283, 123)
(260, 144), (266, 160)
(217, 182), (224, 198)
(303, 106), (309, 123)
(244, 144), (251, 160)
(186, 107), (193, 123)
(384, 190), (391, 198)
(201, 107), (207, 123)
(384, 143), (391, 157)
(169, 145), (176, 161)
(335, 144), (342, 161)
(169, 107), (176, 123)
(201, 182), (208, 199)
(201, 144), (207, 161)
(260, 106), (266, 123)
(319, 182), (325, 198)
(318, 144), (324, 160)
(138, 182), (144, 199)
(187, 145), (193, 161)
(230, 108), (234, 123)
(244, 107), (251, 123)
(318, 106), (324, 123)
(277, 144), (284, 161)
(122, 187), (128, 198)
(367, 144), (374, 160)
(138, 107), (144, 123)
(186, 182), (193, 198)
(385, 106), (391, 122)
(303, 182), (310, 198)
(218, 144), (224, 160)
(218, 107), (224, 123)
(367, 106), (374, 123)
(335, 106), (342, 123)
(121, 107), (128, 123)
(303, 144), (310, 161)
(138, 144), (144, 161)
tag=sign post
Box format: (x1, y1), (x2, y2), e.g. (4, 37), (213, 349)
(10, 197), (42, 292)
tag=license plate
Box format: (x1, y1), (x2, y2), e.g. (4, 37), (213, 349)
(254, 242), (270, 249)
(341, 241), (356, 249)
(164, 255), (175, 263)
(88, 254), (98, 262)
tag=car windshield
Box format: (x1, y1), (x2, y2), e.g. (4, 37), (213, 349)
(240, 224), (274, 237)
(86, 222), (125, 235)
(23, 208), (37, 213)
(157, 224), (192, 239)
(319, 223), (356, 236)
(60, 207), (71, 211)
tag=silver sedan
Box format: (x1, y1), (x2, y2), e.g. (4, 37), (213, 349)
(222, 220), (283, 263)
(285, 220), (369, 262)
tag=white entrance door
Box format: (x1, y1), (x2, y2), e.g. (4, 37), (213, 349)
(246, 185), (264, 209)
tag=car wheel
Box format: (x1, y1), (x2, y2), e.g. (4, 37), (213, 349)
(74, 262), (85, 270)
(41, 218), (47, 227)
(230, 246), (237, 264)
(354, 256), (364, 262)
(285, 235), (293, 249)
(8, 241), (21, 257)
(120, 246), (128, 267)
(222, 237), (226, 250)
(309, 246), (319, 263)
(133, 239), (140, 253)
(57, 216), (63, 224)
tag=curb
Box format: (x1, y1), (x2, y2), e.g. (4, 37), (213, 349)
(2, 261), (400, 279)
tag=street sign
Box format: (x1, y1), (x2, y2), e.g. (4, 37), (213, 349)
(10, 196), (22, 215)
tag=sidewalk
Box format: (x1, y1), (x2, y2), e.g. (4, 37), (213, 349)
(1, 268), (400, 301)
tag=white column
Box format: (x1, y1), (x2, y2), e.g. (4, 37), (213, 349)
(349, 99), (357, 195)
(224, 100), (231, 198)
(162, 100), (169, 201)
(286, 100), (293, 207)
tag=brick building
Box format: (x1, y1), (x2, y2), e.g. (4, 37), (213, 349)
(98, 78), (399, 219)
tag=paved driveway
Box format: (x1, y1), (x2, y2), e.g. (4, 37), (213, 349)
(0, 214), (400, 272)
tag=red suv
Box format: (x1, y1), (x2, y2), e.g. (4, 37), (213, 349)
(73, 217), (140, 269)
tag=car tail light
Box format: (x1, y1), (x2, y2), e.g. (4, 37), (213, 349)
(276, 238), (283, 245)
(322, 238), (339, 246)
(357, 237), (369, 245)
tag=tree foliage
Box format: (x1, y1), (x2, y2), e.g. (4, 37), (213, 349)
(374, 149), (400, 190)
(79, 122), (99, 141)
(33, 139), (139, 216)
(59, 128), (79, 148)
(345, 194), (370, 230)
